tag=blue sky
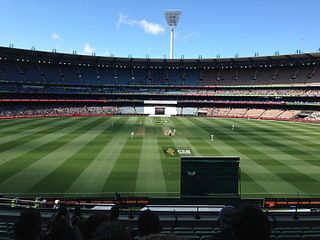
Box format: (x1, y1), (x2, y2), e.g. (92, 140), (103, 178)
(0, 0), (319, 59)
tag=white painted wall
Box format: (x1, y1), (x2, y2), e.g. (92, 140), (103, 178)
(144, 106), (155, 115)
(165, 107), (177, 115)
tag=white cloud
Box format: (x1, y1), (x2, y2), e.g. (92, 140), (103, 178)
(117, 14), (165, 35)
(51, 32), (61, 41)
(117, 14), (129, 28)
(83, 43), (95, 55)
(139, 20), (165, 35)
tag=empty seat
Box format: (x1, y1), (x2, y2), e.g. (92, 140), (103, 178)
(282, 230), (302, 235)
(195, 230), (215, 237)
(294, 227), (311, 231)
(213, 227), (219, 232)
(131, 228), (139, 238)
(174, 230), (195, 236)
(0, 232), (8, 238)
(271, 230), (281, 236)
(162, 227), (172, 231)
(302, 234), (320, 240)
(275, 227), (293, 231)
(304, 231), (320, 235)
(161, 231), (173, 235)
(180, 236), (200, 240)
(277, 234), (301, 240)
(174, 227), (193, 231)
(200, 237), (212, 240)
(193, 227), (213, 231)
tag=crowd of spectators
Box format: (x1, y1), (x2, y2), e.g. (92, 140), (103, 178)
(195, 89), (320, 97)
(198, 107), (310, 121)
(97, 88), (320, 97)
(2, 104), (318, 122)
(0, 105), (119, 117)
(305, 111), (320, 121)
(13, 205), (271, 240)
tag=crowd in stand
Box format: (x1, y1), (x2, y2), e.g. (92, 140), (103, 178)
(0, 105), (119, 117)
(198, 107), (320, 121)
(305, 111), (320, 121)
(14, 205), (271, 240)
(101, 88), (320, 97)
(1, 104), (320, 122)
(11, 87), (316, 98)
(195, 89), (320, 97)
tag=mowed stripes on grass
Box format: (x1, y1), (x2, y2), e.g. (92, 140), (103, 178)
(0, 116), (319, 198)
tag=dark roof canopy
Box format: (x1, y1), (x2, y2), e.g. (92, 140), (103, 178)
(0, 46), (319, 68)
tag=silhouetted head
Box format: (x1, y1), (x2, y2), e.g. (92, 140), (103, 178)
(92, 222), (130, 240)
(109, 205), (120, 222)
(138, 210), (161, 237)
(218, 205), (235, 230)
(84, 213), (109, 240)
(15, 209), (42, 240)
(231, 205), (271, 240)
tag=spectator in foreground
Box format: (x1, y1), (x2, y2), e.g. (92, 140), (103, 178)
(231, 205), (271, 240)
(15, 209), (42, 240)
(43, 207), (82, 240)
(211, 206), (235, 240)
(91, 221), (131, 240)
(71, 206), (85, 236)
(83, 213), (109, 240)
(109, 205), (120, 222)
(138, 210), (162, 237)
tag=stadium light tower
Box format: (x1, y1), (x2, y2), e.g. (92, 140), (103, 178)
(165, 10), (182, 59)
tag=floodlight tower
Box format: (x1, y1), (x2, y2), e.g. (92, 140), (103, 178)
(165, 10), (182, 59)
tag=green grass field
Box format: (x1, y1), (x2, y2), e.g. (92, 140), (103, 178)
(0, 116), (319, 198)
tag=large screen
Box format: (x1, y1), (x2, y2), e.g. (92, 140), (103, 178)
(155, 106), (165, 115)
(180, 156), (240, 197)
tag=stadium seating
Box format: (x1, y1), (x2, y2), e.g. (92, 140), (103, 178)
(3, 217), (320, 240)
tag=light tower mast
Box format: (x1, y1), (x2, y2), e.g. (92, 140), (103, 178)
(165, 10), (182, 59)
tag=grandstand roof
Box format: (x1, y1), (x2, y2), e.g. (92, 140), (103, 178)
(0, 46), (319, 68)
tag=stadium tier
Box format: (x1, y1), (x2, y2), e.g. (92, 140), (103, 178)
(1, 47), (320, 87)
(0, 46), (320, 120)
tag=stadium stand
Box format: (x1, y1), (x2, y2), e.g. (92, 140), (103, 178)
(243, 108), (265, 118)
(2, 50), (318, 134)
(277, 110), (300, 119)
(260, 109), (285, 118)
(305, 111), (320, 121)
(227, 108), (248, 117)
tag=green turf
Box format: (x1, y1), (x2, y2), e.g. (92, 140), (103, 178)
(0, 116), (319, 198)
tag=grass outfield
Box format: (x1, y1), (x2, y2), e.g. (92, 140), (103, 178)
(0, 116), (319, 198)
